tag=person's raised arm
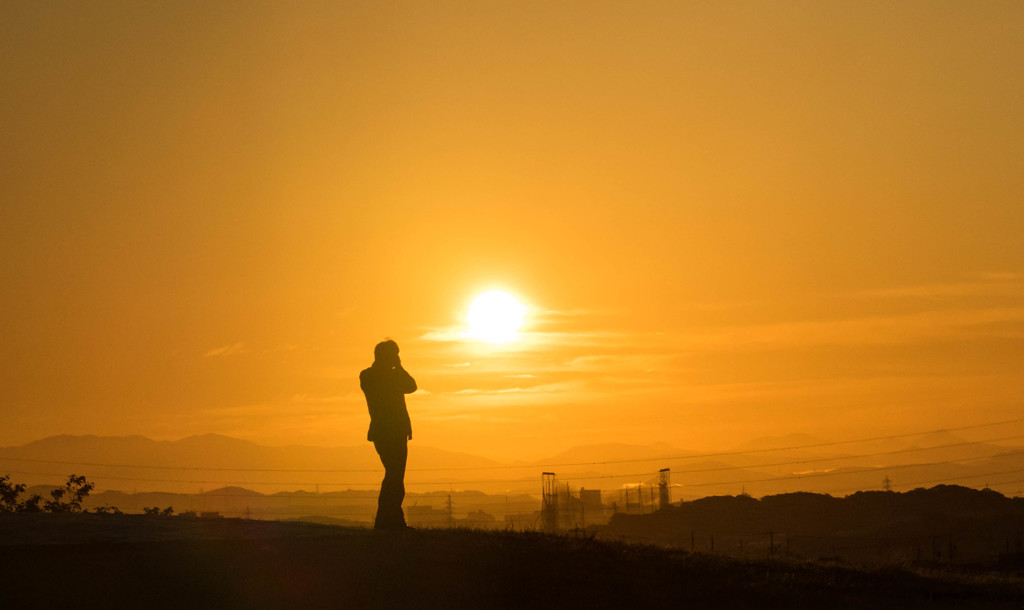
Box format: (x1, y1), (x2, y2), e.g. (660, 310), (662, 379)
(396, 364), (417, 394)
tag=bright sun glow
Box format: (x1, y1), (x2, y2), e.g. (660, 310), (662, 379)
(467, 290), (527, 343)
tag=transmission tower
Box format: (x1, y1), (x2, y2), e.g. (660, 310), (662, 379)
(658, 468), (671, 510)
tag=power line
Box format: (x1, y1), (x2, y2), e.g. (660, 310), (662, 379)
(88, 491), (535, 503)
(671, 450), (1024, 490)
(524, 445), (1024, 484)
(661, 434), (1024, 477)
(7, 440), (1024, 488)
(9, 445), (1024, 490)
(0, 456), (386, 474)
(824, 467), (1024, 495)
(2, 417), (1022, 473)
(0, 469), (381, 488)
(479, 417), (1024, 470)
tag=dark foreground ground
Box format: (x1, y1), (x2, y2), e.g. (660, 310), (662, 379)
(1, 514), (1022, 609)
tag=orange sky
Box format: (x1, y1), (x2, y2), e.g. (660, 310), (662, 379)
(2, 1), (1022, 460)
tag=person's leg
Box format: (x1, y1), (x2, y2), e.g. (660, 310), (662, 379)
(387, 438), (408, 525)
(373, 437), (408, 528)
(377, 437), (408, 527)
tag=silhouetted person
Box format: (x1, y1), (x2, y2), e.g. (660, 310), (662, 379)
(360, 339), (416, 530)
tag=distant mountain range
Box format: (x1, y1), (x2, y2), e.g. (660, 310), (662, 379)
(0, 434), (507, 494)
(2, 432), (1022, 498)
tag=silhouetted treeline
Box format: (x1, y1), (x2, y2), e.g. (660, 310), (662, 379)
(598, 485), (1024, 565)
(35, 485), (537, 525)
(0, 474), (117, 513)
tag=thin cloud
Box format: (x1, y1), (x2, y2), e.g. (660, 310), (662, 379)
(416, 380), (586, 405)
(418, 306), (645, 348)
(684, 307), (1024, 350)
(858, 273), (1024, 299)
(289, 394), (348, 405)
(979, 271), (1024, 281)
(419, 326), (655, 350)
(414, 286), (1024, 418)
(450, 386), (553, 396)
(679, 373), (1021, 406)
(203, 342), (249, 357)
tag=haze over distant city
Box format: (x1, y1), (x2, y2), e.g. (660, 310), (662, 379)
(3, 2), (1022, 463)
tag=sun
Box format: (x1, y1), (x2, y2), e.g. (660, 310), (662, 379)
(467, 290), (527, 343)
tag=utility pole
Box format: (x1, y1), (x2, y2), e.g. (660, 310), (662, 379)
(446, 494), (454, 528)
(567, 482), (571, 529)
(883, 475), (892, 492)
(542, 473), (558, 533)
(579, 488), (585, 527)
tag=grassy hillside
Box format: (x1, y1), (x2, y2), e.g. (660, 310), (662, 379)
(1, 513), (1022, 609)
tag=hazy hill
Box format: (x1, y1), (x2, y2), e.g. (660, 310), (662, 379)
(3, 433), (501, 472)
(3, 433), (1023, 499)
(0, 434), (506, 494)
(533, 441), (690, 465)
(738, 433), (827, 451)
(600, 485), (1024, 565)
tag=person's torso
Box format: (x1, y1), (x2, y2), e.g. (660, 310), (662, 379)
(361, 366), (411, 425)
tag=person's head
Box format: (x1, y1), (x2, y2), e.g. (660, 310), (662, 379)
(374, 339), (400, 366)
